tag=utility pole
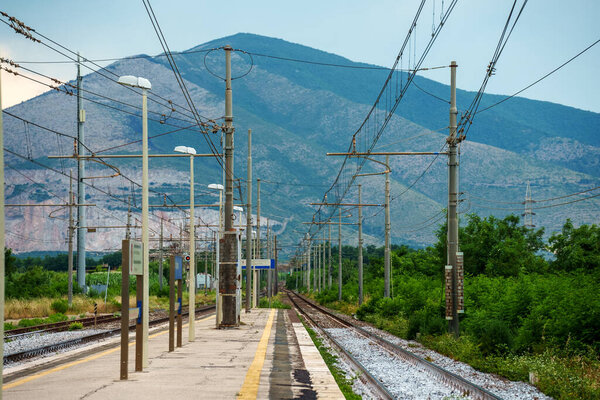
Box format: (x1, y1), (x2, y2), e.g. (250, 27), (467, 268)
(267, 219), (271, 301)
(447, 60), (460, 337)
(220, 45), (238, 327)
(319, 230), (325, 290)
(358, 184), (364, 305)
(313, 243), (317, 292)
(68, 171), (74, 307)
(246, 129), (252, 312)
(0, 65), (6, 393)
(256, 178), (261, 301)
(256, 179), (261, 258)
(188, 152), (195, 341)
(338, 208), (342, 301)
(274, 235), (278, 295)
(384, 155), (391, 298)
(307, 234), (311, 292)
(204, 235), (208, 295)
(159, 218), (163, 290)
(126, 197), (132, 240)
(76, 52), (87, 294)
(328, 223), (332, 288)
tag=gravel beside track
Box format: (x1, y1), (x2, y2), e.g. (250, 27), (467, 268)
(326, 327), (460, 399)
(5, 329), (109, 358)
(360, 326), (551, 400)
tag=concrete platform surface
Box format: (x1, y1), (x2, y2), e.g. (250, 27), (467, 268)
(3, 308), (344, 399)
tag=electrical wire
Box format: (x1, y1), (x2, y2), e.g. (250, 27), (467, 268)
(476, 38), (600, 114)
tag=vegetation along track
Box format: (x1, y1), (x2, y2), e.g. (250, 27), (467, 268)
(4, 304), (215, 364)
(285, 290), (502, 400)
(5, 314), (120, 339)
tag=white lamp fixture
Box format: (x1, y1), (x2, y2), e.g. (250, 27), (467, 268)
(117, 75), (152, 90)
(174, 145), (196, 155)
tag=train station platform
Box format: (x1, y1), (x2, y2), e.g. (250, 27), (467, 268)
(3, 308), (344, 399)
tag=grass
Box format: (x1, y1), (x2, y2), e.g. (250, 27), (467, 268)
(4, 290), (217, 323)
(421, 334), (600, 400)
(299, 314), (362, 400)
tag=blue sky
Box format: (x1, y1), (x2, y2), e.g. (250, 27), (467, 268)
(1, 0), (599, 112)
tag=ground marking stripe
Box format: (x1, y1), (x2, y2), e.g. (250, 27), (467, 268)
(3, 314), (215, 390)
(237, 309), (276, 399)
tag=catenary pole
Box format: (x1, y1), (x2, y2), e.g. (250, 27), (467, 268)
(358, 184), (364, 305)
(188, 153), (195, 341)
(256, 178), (261, 302)
(220, 45), (238, 327)
(68, 171), (74, 307)
(77, 52), (87, 293)
(0, 67), (5, 396)
(328, 223), (332, 288)
(448, 61), (460, 337)
(245, 129), (252, 312)
(141, 84), (149, 366)
(384, 155), (391, 298)
(159, 218), (163, 290)
(338, 209), (342, 301)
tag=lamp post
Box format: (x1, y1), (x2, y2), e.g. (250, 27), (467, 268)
(208, 183), (224, 326)
(118, 75), (151, 368)
(174, 145), (196, 341)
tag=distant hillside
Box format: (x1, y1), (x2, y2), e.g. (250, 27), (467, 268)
(4, 33), (599, 257)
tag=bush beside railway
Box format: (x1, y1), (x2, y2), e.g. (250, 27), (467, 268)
(290, 215), (600, 399)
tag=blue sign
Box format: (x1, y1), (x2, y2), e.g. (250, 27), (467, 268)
(174, 256), (183, 280)
(241, 259), (275, 270)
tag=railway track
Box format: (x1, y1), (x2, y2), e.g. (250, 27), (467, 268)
(285, 290), (502, 400)
(5, 314), (119, 339)
(4, 304), (215, 365)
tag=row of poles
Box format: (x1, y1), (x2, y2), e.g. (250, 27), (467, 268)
(294, 62), (462, 337)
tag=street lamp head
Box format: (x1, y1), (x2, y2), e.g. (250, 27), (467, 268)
(208, 183), (224, 191)
(174, 145), (197, 155)
(118, 75), (152, 90)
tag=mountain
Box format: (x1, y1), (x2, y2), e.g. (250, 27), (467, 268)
(4, 33), (600, 257)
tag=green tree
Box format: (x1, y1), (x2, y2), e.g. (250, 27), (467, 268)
(549, 220), (600, 273)
(435, 214), (546, 277)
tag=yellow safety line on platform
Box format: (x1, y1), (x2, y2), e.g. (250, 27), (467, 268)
(237, 309), (276, 399)
(3, 315), (215, 390)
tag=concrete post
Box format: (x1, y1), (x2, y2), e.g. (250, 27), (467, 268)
(77, 53), (87, 293)
(188, 154), (195, 341)
(246, 131), (252, 311)
(68, 171), (74, 307)
(338, 209), (342, 301)
(447, 60), (460, 337)
(220, 45), (238, 327)
(358, 184), (364, 305)
(384, 155), (391, 298)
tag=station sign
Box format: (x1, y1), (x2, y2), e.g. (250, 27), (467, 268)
(129, 241), (143, 275)
(240, 259), (275, 270)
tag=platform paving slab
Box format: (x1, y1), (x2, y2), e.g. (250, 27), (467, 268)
(3, 308), (344, 400)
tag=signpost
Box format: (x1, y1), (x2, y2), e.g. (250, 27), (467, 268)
(120, 239), (144, 380)
(170, 255), (183, 350)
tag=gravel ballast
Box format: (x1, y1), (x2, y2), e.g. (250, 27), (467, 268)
(5, 329), (110, 365)
(325, 327), (462, 399)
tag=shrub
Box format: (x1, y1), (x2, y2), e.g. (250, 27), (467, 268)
(51, 299), (68, 314)
(68, 322), (83, 330)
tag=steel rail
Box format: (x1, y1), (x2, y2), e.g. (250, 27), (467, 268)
(285, 290), (394, 400)
(4, 304), (215, 364)
(288, 290), (503, 400)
